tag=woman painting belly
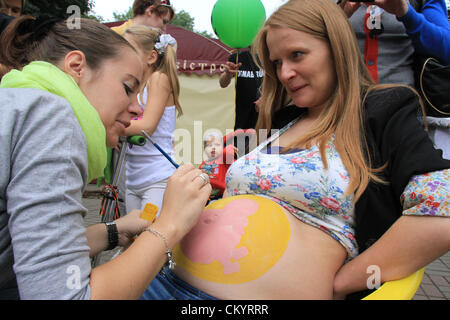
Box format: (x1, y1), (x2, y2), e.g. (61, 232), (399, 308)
(142, 119), (357, 300)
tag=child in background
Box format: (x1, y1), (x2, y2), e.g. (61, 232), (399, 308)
(122, 25), (182, 216)
(200, 129), (255, 200)
(200, 132), (235, 200)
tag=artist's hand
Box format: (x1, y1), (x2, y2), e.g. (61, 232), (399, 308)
(157, 164), (211, 240)
(115, 209), (151, 248)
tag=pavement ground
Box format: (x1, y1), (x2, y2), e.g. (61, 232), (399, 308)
(82, 184), (450, 300)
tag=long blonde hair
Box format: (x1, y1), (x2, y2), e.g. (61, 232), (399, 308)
(123, 25), (182, 116)
(254, 0), (397, 201)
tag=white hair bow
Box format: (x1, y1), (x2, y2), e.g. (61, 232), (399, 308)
(154, 34), (177, 55)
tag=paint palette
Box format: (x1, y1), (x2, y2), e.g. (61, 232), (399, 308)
(141, 203), (158, 223)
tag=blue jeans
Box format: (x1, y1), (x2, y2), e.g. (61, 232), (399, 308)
(140, 268), (218, 300)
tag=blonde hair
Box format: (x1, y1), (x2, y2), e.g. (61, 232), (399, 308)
(203, 131), (222, 148)
(254, 0), (403, 201)
(123, 25), (182, 116)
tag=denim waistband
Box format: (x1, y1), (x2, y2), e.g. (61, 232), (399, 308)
(160, 267), (218, 300)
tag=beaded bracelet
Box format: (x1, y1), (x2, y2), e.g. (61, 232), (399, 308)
(145, 227), (176, 269)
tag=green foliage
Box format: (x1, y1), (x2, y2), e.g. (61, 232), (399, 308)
(20, 0), (215, 39)
(85, 12), (104, 22)
(108, 6), (213, 38)
(171, 9), (194, 31)
(196, 30), (214, 39)
(23, 0), (94, 19)
(171, 9), (214, 38)
(112, 7), (132, 22)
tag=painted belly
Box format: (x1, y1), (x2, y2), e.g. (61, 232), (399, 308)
(173, 195), (291, 284)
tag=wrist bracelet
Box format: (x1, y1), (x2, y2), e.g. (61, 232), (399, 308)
(105, 221), (118, 251)
(145, 227), (176, 269)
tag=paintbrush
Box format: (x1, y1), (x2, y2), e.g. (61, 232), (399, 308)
(141, 130), (179, 168)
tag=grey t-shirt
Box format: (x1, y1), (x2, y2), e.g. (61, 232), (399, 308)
(0, 88), (93, 299)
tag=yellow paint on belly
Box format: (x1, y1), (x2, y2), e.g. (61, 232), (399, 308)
(173, 195), (291, 284)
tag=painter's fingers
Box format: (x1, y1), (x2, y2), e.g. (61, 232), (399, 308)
(170, 163), (195, 178)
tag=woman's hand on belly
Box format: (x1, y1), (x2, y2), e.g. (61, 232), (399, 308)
(173, 195), (347, 299)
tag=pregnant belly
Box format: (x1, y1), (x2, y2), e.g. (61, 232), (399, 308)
(173, 195), (347, 299)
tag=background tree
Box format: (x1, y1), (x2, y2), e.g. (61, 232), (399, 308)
(197, 30), (214, 38)
(85, 9), (104, 22)
(171, 9), (194, 31)
(112, 6), (132, 22)
(23, 0), (95, 19)
(20, 1), (213, 36)
(111, 5), (214, 38)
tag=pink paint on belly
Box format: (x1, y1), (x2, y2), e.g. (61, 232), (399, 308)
(180, 199), (259, 274)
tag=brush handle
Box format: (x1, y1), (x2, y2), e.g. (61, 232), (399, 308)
(141, 130), (179, 168)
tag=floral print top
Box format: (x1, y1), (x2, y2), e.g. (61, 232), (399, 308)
(226, 117), (449, 260)
(401, 170), (449, 216)
(226, 118), (358, 258)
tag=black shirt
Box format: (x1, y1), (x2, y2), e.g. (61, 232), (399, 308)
(228, 50), (264, 130)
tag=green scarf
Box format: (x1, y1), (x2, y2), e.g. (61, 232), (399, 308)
(1, 61), (107, 181)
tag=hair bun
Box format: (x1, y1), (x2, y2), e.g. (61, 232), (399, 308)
(32, 15), (63, 42)
(16, 15), (63, 43)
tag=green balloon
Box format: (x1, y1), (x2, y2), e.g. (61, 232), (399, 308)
(211, 0), (266, 49)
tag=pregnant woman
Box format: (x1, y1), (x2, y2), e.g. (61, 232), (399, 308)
(141, 0), (450, 300)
